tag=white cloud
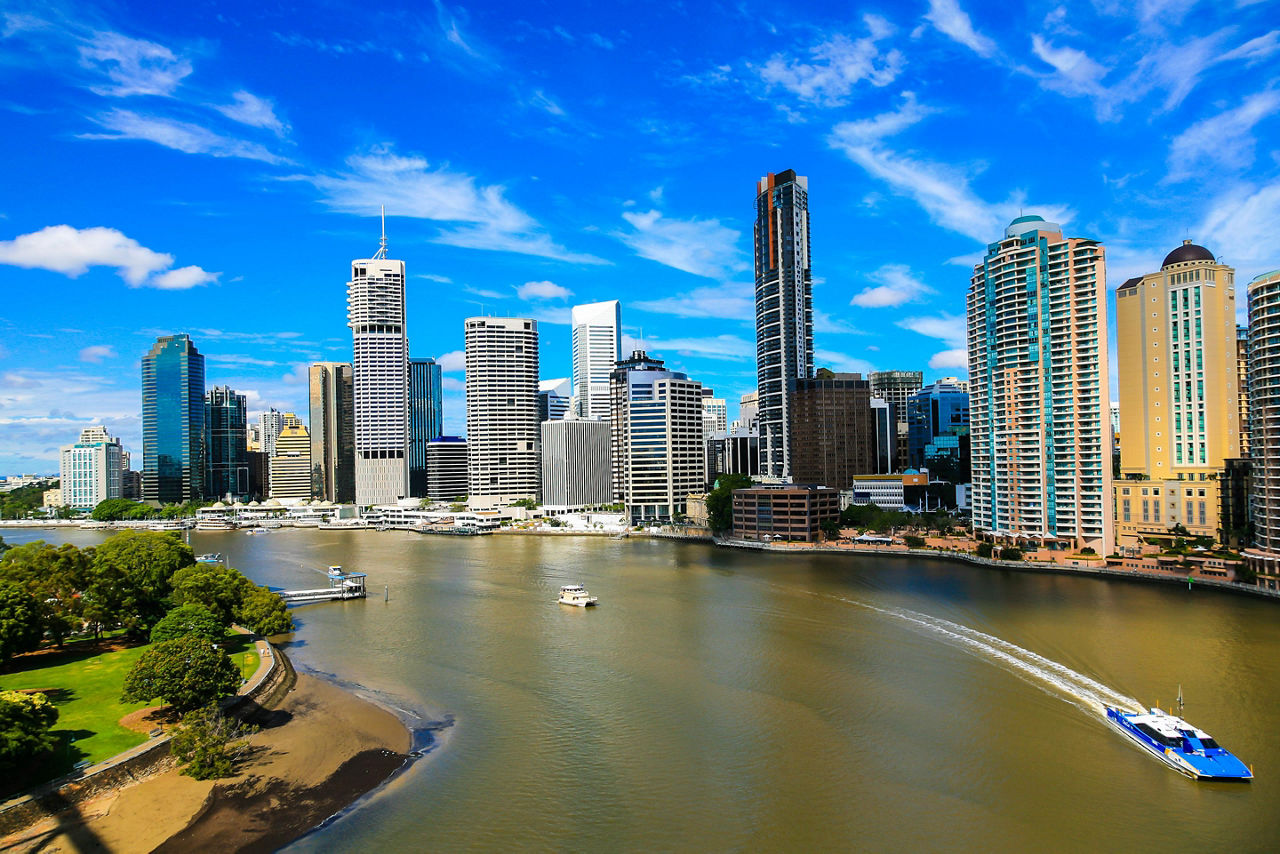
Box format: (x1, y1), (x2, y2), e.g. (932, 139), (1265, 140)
(929, 348), (969, 370)
(417, 273), (453, 283)
(78, 31), (192, 97)
(924, 0), (996, 57)
(281, 363), (310, 384)
(850, 264), (935, 308)
(1220, 30), (1280, 64)
(897, 314), (967, 348)
(758, 16), (903, 106)
(78, 345), (116, 363)
(214, 90), (288, 137)
(616, 209), (745, 279)
(0, 225), (218, 289)
(205, 353), (280, 367)
(814, 349), (877, 375)
(632, 282), (754, 320)
(642, 334), (755, 361)
(516, 280), (571, 300)
(1030, 35), (1111, 102)
(1167, 90), (1280, 181)
(304, 148), (604, 264)
(437, 350), (465, 372)
(82, 109), (288, 164)
(1198, 181), (1280, 271)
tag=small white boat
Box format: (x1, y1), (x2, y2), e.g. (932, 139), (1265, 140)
(558, 584), (598, 607)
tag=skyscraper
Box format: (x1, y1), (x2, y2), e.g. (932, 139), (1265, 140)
(270, 421), (312, 499)
(870, 370), (923, 470)
(701, 389), (727, 438)
(204, 385), (248, 500)
(754, 169), (813, 478)
(610, 350), (705, 521)
(1114, 240), (1240, 546)
(348, 218), (409, 505)
(538, 378), (571, 422)
(571, 300), (621, 419)
(408, 357), (443, 498)
(59, 426), (122, 510)
(309, 362), (355, 503)
(464, 317), (540, 508)
(258, 409), (284, 457)
(142, 334), (205, 504)
(968, 216), (1112, 555)
(1244, 271), (1280, 588)
(788, 372), (877, 490)
(1238, 325), (1251, 456)
(905, 379), (970, 471)
(540, 419), (612, 508)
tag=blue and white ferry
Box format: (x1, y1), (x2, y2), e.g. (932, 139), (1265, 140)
(1105, 705), (1252, 781)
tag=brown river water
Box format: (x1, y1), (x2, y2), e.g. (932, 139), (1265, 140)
(7, 527), (1279, 851)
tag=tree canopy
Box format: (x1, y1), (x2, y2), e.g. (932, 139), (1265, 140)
(150, 604), (227, 644)
(170, 562), (294, 637)
(120, 635), (242, 712)
(706, 474), (754, 533)
(0, 582), (44, 663)
(0, 691), (59, 771)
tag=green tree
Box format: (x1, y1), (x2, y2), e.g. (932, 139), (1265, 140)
(904, 535), (926, 549)
(91, 497), (142, 521)
(706, 474), (754, 533)
(0, 690), (59, 771)
(237, 587), (294, 636)
(121, 636), (242, 712)
(91, 531), (195, 636)
(0, 541), (92, 645)
(0, 582), (44, 663)
(820, 518), (842, 540)
(170, 704), (259, 780)
(999, 547), (1023, 561)
(976, 542), (994, 558)
(170, 563), (249, 625)
(150, 604), (228, 643)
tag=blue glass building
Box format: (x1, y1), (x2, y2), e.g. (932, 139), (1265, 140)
(142, 334), (206, 503)
(408, 357), (444, 498)
(905, 380), (970, 470)
(205, 385), (248, 500)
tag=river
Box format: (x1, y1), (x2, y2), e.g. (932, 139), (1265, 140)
(5, 527), (1279, 851)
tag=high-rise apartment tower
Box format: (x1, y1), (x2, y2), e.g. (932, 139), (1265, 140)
(205, 385), (248, 500)
(754, 170), (813, 478)
(464, 317), (540, 508)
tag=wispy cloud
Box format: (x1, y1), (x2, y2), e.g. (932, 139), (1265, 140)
(516, 280), (571, 300)
(77, 30), (192, 97)
(78, 345), (116, 363)
(214, 90), (288, 137)
(929, 349), (969, 370)
(1167, 89), (1280, 181)
(850, 264), (935, 308)
(923, 0), (996, 57)
(640, 334), (755, 361)
(757, 15), (903, 107)
(897, 314), (967, 348)
(1199, 180), (1280, 271)
(81, 109), (289, 164)
(632, 282), (754, 321)
(0, 225), (218, 289)
(302, 148), (604, 264)
(615, 210), (746, 279)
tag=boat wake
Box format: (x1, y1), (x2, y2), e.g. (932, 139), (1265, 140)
(823, 591), (1145, 716)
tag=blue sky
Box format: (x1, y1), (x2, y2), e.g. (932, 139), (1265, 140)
(1, 0), (1278, 472)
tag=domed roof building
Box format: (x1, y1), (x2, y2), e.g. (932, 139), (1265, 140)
(1162, 240), (1216, 268)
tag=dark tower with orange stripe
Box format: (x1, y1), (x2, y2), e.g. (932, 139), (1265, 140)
(754, 169), (814, 479)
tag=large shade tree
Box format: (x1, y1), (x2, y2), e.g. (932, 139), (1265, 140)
(121, 635), (242, 713)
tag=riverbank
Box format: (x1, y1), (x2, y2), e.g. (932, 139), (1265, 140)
(2, 659), (413, 852)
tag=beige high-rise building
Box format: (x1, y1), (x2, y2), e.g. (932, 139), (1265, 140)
(269, 419), (312, 499)
(1114, 240), (1240, 546)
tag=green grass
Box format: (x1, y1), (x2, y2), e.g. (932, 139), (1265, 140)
(0, 631), (260, 795)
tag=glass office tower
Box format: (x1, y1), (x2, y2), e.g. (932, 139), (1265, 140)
(408, 357), (444, 498)
(142, 334), (206, 503)
(204, 385), (248, 500)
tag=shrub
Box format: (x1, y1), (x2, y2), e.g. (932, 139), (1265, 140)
(1079, 547), (1097, 556)
(999, 547), (1024, 561)
(904, 535), (926, 549)
(0, 690), (59, 771)
(976, 542), (993, 558)
(170, 704), (259, 780)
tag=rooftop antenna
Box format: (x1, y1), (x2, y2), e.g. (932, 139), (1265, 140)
(373, 204), (388, 260)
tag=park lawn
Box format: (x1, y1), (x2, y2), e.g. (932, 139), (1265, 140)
(0, 631), (260, 793)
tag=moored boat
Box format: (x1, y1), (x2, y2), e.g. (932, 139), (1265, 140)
(1105, 705), (1252, 780)
(558, 584), (598, 607)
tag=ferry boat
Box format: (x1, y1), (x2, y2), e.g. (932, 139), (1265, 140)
(195, 553), (223, 564)
(1105, 705), (1252, 781)
(557, 584), (598, 607)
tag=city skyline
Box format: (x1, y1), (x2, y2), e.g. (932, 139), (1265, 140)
(2, 0), (1279, 471)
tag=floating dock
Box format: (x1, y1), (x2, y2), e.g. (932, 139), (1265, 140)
(279, 566), (367, 604)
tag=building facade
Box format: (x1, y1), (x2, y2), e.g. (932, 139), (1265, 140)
(871, 398), (893, 474)
(348, 233), (409, 505)
(142, 334), (206, 504)
(870, 370), (923, 471)
(309, 362), (355, 504)
(754, 169), (813, 478)
(205, 385), (248, 500)
(708, 427), (761, 483)
(409, 357), (444, 499)
(540, 418), (612, 508)
(571, 300), (621, 419)
(788, 372), (877, 491)
(258, 409), (284, 457)
(967, 215), (1113, 555)
(905, 379), (970, 471)
(59, 425), (123, 510)
(1238, 325), (1251, 456)
(731, 484), (839, 543)
(1115, 241), (1241, 547)
(426, 437), (468, 501)
(610, 350), (705, 521)
(702, 391), (728, 438)
(538, 378), (571, 422)
(269, 422), (312, 499)
(465, 317), (540, 508)
(1246, 270), (1280, 588)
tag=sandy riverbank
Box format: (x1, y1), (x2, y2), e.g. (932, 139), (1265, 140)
(4, 672), (412, 853)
